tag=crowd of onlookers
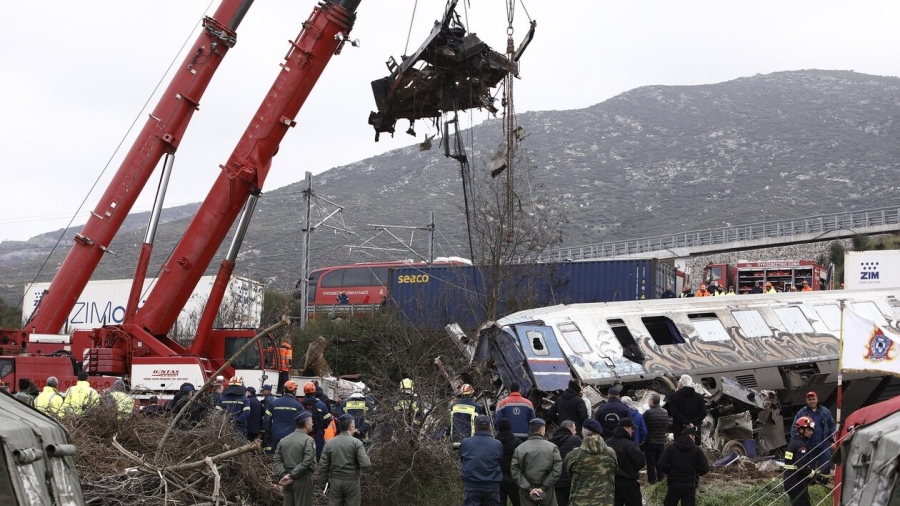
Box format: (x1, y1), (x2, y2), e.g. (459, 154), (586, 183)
(447, 375), (711, 506)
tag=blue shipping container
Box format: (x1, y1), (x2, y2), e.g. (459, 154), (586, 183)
(387, 259), (675, 330)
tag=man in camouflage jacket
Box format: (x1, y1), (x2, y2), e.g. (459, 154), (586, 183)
(565, 418), (617, 506)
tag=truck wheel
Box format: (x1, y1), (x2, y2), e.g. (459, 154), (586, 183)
(722, 440), (746, 456)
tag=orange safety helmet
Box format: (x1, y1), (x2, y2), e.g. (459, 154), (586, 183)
(228, 377), (244, 386)
(283, 380), (299, 393)
(460, 383), (474, 397)
(303, 382), (317, 394)
(795, 416), (815, 430)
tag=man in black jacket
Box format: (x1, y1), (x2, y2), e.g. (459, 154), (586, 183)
(666, 375), (707, 440)
(246, 386), (263, 441)
(547, 379), (588, 432)
(495, 419), (522, 506)
(606, 418), (646, 506)
(549, 420), (582, 506)
(658, 427), (709, 506)
(594, 387), (632, 439)
(642, 393), (671, 484)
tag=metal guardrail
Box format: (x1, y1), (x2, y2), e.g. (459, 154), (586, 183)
(306, 303), (382, 318)
(521, 206), (900, 263)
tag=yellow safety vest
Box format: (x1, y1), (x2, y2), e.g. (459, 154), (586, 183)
(62, 381), (99, 416)
(35, 387), (64, 417)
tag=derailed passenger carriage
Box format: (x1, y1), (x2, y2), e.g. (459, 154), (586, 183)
(470, 288), (900, 455)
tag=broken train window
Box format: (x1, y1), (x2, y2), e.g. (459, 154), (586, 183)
(773, 307), (814, 334)
(640, 316), (686, 346)
(608, 319), (646, 363)
(526, 330), (549, 356)
(850, 301), (888, 327)
(813, 304), (842, 331)
(688, 312), (730, 342)
(732, 310), (774, 338)
(557, 322), (591, 354)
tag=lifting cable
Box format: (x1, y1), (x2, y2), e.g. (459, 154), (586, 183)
(501, 0), (518, 244)
(403, 0), (418, 57)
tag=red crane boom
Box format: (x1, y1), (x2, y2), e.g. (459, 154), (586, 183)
(136, 0), (360, 337)
(24, 0), (254, 335)
(2, 0), (361, 395)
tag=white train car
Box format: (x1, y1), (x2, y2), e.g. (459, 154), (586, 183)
(474, 288), (900, 454)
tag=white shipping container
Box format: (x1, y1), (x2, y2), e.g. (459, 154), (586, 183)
(23, 275), (264, 334)
(845, 251), (900, 290)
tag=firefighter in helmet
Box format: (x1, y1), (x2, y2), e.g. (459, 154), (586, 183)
(263, 380), (304, 454)
(216, 377), (250, 438)
(783, 416), (825, 506)
(300, 381), (331, 460)
(449, 383), (484, 448)
(393, 378), (423, 434)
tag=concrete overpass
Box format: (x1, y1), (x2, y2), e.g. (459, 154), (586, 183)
(522, 206), (900, 263)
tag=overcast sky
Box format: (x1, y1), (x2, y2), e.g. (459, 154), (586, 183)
(2, 0), (899, 242)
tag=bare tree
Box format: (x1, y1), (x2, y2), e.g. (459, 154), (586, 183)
(466, 148), (569, 320)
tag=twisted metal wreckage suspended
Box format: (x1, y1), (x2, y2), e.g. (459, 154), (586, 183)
(367, 0), (535, 145)
(367, 0), (535, 259)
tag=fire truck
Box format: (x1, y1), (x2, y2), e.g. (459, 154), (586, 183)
(0, 0), (362, 397)
(703, 259), (832, 294)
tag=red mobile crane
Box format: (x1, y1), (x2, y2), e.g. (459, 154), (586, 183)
(0, 0), (362, 396)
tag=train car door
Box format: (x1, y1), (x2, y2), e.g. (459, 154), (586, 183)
(512, 325), (571, 393)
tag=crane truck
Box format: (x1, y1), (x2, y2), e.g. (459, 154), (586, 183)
(0, 0), (362, 397)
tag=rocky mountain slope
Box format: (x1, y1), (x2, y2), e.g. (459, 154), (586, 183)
(1, 69), (898, 305)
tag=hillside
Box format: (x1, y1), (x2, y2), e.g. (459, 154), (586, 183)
(1, 69), (898, 306)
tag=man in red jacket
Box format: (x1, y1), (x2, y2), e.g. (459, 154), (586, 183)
(495, 383), (535, 440)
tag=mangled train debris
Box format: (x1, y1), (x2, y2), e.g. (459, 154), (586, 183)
(368, 0), (535, 142)
(451, 288), (900, 455)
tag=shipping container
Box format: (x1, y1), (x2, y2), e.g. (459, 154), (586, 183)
(23, 275), (264, 335)
(387, 259), (676, 329)
(845, 250), (900, 290)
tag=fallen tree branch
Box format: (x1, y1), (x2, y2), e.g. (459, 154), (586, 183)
(155, 316), (289, 462)
(111, 434), (146, 467)
(205, 456), (221, 506)
(163, 440), (260, 473)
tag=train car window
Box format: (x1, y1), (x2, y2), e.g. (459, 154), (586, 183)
(732, 310), (773, 337)
(889, 299), (900, 322)
(813, 304), (842, 331)
(306, 271), (322, 303)
(774, 307), (814, 334)
(526, 330), (549, 356)
(370, 267), (391, 285)
(688, 313), (730, 342)
(320, 269), (345, 288)
(558, 322), (591, 354)
(640, 316), (685, 346)
(608, 319), (646, 363)
(342, 268), (371, 287)
(850, 302), (888, 326)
